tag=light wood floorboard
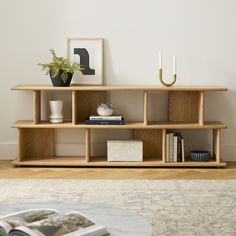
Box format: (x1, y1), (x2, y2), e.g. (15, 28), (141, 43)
(0, 161), (236, 179)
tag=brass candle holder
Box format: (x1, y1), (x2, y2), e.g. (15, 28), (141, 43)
(159, 68), (176, 87)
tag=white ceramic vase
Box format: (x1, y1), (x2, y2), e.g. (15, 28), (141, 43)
(49, 100), (63, 123)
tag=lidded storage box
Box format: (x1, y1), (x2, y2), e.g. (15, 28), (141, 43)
(107, 140), (143, 162)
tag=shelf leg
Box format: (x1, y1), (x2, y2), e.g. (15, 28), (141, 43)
(198, 91), (204, 125)
(33, 90), (41, 124)
(143, 91), (148, 125)
(72, 91), (77, 125)
(17, 128), (24, 162)
(162, 129), (166, 163)
(213, 129), (221, 164)
(85, 128), (91, 162)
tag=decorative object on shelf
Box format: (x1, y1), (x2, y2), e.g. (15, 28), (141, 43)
(190, 151), (210, 161)
(38, 49), (83, 87)
(159, 51), (177, 87)
(97, 103), (114, 116)
(107, 140), (143, 162)
(49, 100), (63, 123)
(67, 38), (103, 85)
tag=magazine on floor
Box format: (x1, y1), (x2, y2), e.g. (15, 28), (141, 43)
(0, 209), (109, 236)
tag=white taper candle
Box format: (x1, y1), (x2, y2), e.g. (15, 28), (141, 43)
(159, 51), (162, 69)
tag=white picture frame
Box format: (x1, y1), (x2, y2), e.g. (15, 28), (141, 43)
(67, 38), (103, 85)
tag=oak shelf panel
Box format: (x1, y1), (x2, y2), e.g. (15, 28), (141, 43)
(12, 156), (86, 166)
(12, 156), (226, 167)
(12, 121), (75, 128)
(12, 85), (227, 92)
(12, 120), (227, 129)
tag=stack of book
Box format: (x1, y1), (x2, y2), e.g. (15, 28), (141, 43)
(166, 132), (185, 162)
(85, 116), (124, 125)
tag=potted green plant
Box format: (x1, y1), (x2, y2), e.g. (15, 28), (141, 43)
(38, 49), (83, 87)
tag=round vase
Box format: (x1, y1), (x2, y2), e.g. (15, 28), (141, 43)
(49, 100), (63, 123)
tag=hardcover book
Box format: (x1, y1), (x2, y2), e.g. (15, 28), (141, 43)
(181, 138), (185, 162)
(85, 118), (124, 125)
(166, 133), (170, 162)
(173, 135), (178, 163)
(169, 132), (174, 163)
(177, 133), (182, 162)
(89, 116), (123, 121)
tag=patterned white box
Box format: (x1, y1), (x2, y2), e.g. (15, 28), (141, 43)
(107, 140), (143, 162)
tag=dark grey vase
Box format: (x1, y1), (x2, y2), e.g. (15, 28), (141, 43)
(50, 70), (73, 87)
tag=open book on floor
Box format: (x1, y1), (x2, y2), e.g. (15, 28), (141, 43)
(0, 209), (109, 236)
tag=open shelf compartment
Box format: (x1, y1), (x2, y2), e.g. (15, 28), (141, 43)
(73, 90), (147, 125)
(168, 91), (204, 125)
(73, 90), (107, 124)
(164, 128), (224, 165)
(33, 90), (73, 125)
(16, 128), (87, 164)
(87, 128), (163, 164)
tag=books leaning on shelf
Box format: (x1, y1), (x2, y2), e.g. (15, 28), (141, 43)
(0, 208), (109, 236)
(166, 132), (185, 163)
(85, 116), (124, 125)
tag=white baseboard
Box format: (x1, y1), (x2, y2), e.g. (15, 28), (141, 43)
(0, 143), (235, 162)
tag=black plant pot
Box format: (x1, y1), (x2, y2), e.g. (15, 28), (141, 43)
(50, 71), (73, 87)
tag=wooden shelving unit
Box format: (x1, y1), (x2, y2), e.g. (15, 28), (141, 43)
(12, 85), (227, 167)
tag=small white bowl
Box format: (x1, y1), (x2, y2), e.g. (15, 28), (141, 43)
(97, 104), (114, 116)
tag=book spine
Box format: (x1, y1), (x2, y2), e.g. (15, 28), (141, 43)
(166, 133), (169, 163)
(89, 116), (122, 120)
(177, 133), (182, 162)
(181, 138), (185, 162)
(173, 135), (178, 163)
(85, 120), (124, 125)
(169, 132), (174, 163)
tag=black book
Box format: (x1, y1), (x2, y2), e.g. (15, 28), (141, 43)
(177, 133), (182, 162)
(85, 118), (124, 125)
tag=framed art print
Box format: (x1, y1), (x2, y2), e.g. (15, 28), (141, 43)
(67, 38), (103, 85)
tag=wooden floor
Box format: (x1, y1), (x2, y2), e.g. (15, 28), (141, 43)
(0, 161), (236, 179)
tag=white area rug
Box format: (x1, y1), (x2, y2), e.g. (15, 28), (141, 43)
(0, 180), (235, 236)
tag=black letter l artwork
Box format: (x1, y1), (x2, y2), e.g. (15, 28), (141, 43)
(74, 48), (95, 75)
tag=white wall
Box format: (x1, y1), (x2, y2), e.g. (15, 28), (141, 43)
(0, 0), (236, 160)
